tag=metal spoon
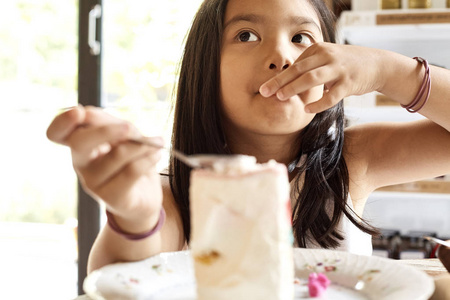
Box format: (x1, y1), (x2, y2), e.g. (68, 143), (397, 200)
(130, 136), (243, 169)
(423, 236), (450, 248)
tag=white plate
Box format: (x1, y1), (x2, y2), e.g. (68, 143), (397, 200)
(83, 249), (434, 300)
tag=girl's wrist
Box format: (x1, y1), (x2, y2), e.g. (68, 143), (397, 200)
(376, 51), (426, 107)
(106, 208), (165, 240)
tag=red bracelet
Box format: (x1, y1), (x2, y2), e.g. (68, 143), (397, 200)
(401, 57), (431, 113)
(106, 208), (166, 240)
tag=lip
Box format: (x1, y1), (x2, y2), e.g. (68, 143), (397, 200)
(256, 91), (307, 106)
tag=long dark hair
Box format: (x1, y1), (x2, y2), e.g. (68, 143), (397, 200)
(169, 0), (378, 246)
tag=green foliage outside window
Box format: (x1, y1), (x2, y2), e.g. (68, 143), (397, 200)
(0, 0), (202, 224)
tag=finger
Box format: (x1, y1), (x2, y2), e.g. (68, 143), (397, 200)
(46, 105), (86, 144)
(67, 123), (134, 158)
(85, 106), (144, 139)
(46, 105), (136, 145)
(79, 139), (163, 190)
(275, 66), (334, 101)
(83, 106), (127, 126)
(259, 48), (325, 97)
(305, 80), (346, 113)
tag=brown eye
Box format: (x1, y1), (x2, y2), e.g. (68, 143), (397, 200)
(238, 31), (257, 42)
(292, 34), (312, 45)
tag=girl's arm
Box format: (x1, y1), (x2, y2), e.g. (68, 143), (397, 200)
(47, 106), (184, 272)
(260, 43), (450, 132)
(260, 43), (450, 196)
(376, 52), (450, 132)
(344, 50), (450, 194)
(344, 119), (450, 200)
(87, 176), (185, 273)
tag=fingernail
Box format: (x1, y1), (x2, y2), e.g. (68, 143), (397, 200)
(259, 85), (271, 97)
(276, 91), (285, 100)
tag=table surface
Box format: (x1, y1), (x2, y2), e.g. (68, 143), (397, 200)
(74, 258), (450, 300)
(398, 258), (448, 277)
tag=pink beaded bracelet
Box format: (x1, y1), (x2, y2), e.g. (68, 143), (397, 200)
(401, 57), (431, 113)
(106, 208), (166, 240)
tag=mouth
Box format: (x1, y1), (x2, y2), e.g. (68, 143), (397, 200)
(256, 91), (306, 105)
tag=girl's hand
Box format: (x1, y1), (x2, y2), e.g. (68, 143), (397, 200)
(47, 105), (164, 230)
(259, 43), (385, 113)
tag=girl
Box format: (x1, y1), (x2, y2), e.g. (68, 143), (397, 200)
(47, 0), (450, 273)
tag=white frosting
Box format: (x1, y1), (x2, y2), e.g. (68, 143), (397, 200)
(208, 155), (279, 175)
(190, 157), (294, 300)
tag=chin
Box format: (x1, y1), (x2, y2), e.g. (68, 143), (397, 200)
(255, 116), (312, 135)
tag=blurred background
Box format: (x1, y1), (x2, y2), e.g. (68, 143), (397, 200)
(0, 0), (202, 298)
(1, 0), (449, 299)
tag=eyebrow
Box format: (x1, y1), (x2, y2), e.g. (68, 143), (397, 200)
(224, 13), (322, 34)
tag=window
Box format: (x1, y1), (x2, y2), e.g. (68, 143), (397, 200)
(0, 1), (203, 298)
(0, 0), (78, 298)
(102, 0), (203, 152)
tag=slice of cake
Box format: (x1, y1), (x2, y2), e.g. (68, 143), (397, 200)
(189, 155), (294, 300)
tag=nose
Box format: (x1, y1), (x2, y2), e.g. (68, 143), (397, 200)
(269, 63), (289, 70)
(264, 40), (294, 71)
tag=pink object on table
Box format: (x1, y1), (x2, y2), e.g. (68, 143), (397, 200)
(308, 273), (330, 297)
(316, 273), (331, 288)
(308, 281), (325, 298)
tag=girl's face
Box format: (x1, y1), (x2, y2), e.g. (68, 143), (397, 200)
(220, 0), (324, 138)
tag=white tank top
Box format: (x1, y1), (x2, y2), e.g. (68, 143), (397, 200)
(290, 170), (373, 256)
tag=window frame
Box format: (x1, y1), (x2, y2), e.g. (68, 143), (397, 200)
(77, 0), (102, 294)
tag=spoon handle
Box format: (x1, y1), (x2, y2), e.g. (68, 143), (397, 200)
(424, 236), (450, 248)
(129, 137), (201, 168)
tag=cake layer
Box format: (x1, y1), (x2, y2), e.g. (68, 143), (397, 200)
(190, 157), (294, 300)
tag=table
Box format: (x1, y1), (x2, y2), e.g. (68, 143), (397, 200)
(398, 258), (448, 277)
(74, 258), (450, 300)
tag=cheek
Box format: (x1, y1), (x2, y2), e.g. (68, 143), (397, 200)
(219, 65), (238, 117)
(219, 59), (250, 106)
(220, 59), (234, 96)
(220, 59), (246, 88)
(219, 67), (234, 109)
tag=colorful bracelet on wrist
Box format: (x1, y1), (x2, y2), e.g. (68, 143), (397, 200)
(401, 57), (431, 113)
(106, 208), (166, 240)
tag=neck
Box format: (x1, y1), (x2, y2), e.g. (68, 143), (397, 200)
(225, 128), (302, 168)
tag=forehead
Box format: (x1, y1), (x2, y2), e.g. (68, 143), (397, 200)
(224, 0), (321, 31)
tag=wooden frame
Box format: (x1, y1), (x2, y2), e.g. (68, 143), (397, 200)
(77, 0), (102, 294)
